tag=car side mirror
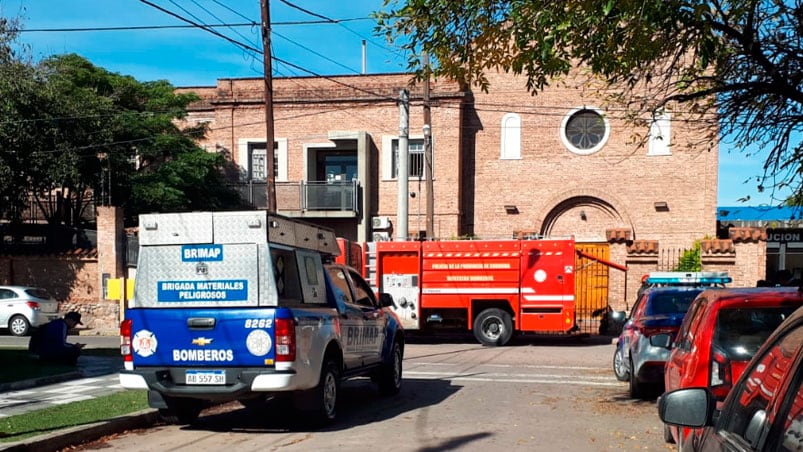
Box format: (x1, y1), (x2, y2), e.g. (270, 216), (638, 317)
(659, 387), (715, 428)
(650, 333), (673, 348)
(378, 293), (395, 308)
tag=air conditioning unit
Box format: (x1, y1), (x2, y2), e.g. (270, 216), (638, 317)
(373, 231), (391, 241)
(372, 216), (392, 230)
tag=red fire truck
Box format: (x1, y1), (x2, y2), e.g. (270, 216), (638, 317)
(338, 237), (577, 346)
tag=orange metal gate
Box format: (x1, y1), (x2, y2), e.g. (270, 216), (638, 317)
(575, 243), (610, 334)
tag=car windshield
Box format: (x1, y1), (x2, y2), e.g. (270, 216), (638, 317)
(24, 288), (51, 300)
(645, 291), (699, 315)
(714, 306), (799, 359)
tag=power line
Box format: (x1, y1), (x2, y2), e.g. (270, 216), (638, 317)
(277, 0), (403, 59)
(14, 19), (370, 33)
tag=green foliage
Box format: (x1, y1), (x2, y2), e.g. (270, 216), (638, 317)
(0, 32), (244, 229)
(674, 242), (702, 272)
(376, 0), (803, 203)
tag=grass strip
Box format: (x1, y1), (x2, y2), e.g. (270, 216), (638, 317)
(0, 390), (149, 443)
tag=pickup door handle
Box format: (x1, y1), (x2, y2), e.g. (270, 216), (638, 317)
(187, 318), (216, 329)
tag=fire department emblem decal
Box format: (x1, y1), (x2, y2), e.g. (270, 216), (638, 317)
(534, 269), (547, 283)
(133, 329), (158, 358)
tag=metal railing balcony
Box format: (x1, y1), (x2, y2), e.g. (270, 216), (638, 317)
(233, 180), (359, 213)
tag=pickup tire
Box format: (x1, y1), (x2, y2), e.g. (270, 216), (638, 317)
(158, 397), (204, 425)
(377, 340), (403, 395)
(300, 358), (341, 424)
(473, 308), (513, 346)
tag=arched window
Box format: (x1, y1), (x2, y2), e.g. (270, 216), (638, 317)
(501, 113), (522, 159)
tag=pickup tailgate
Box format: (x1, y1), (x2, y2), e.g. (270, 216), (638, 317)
(126, 307), (290, 368)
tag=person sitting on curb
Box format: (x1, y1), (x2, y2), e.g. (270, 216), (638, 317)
(31, 311), (85, 366)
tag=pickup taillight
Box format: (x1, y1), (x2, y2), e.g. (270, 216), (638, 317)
(710, 348), (732, 400)
(275, 317), (296, 362)
(120, 319), (132, 362)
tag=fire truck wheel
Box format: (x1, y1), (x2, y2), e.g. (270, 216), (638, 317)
(473, 308), (514, 346)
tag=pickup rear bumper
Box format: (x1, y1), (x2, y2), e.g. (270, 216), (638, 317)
(120, 366), (310, 402)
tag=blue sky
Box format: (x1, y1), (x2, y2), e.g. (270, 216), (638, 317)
(6, 0), (781, 206)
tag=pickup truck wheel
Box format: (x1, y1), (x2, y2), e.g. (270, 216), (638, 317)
(378, 340), (403, 395)
(473, 308), (513, 346)
(158, 398), (204, 425)
(306, 359), (340, 424)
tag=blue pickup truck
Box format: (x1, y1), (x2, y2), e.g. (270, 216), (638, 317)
(119, 211), (404, 425)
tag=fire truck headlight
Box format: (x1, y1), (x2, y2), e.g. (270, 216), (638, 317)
(246, 329), (272, 357)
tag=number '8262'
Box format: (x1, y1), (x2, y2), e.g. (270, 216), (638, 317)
(244, 318), (273, 329)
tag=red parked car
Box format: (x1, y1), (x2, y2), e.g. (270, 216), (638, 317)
(661, 286), (803, 446)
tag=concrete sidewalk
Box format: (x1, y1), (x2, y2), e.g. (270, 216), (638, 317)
(0, 354), (158, 451)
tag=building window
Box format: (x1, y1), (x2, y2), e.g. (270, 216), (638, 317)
(392, 138), (425, 178)
(238, 138), (288, 182)
(648, 110), (672, 156)
(560, 107), (610, 155)
(501, 113), (522, 159)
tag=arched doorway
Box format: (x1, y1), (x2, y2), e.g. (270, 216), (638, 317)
(541, 196), (629, 334)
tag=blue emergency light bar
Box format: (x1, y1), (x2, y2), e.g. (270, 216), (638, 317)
(645, 271), (732, 285)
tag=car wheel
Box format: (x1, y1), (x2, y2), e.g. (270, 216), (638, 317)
(612, 346), (629, 381)
(628, 358), (643, 399)
(9, 315), (30, 337)
(663, 423), (675, 444)
(377, 340), (403, 395)
(473, 308), (514, 346)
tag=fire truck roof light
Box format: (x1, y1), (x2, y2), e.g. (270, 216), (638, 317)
(646, 271), (732, 285)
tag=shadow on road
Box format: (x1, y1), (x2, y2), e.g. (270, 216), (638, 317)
(181, 377), (461, 433)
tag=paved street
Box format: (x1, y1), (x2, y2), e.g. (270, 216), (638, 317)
(60, 337), (672, 451)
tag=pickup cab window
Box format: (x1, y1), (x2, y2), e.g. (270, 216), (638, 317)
(326, 267), (354, 305)
(349, 269), (377, 309)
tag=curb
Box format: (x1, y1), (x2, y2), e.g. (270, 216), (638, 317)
(0, 409), (160, 452)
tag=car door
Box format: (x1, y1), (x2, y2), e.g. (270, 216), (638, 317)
(665, 296), (709, 392)
(695, 319), (803, 451)
(0, 287), (17, 327)
(345, 268), (386, 366)
(324, 265), (363, 370)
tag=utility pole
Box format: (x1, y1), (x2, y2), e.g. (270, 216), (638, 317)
(423, 54), (434, 239)
(260, 0), (276, 213)
(397, 89), (410, 240)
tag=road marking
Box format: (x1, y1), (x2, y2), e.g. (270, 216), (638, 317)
(404, 370), (623, 387)
(407, 362), (607, 371)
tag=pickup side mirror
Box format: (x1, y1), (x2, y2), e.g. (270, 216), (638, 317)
(378, 293), (395, 308)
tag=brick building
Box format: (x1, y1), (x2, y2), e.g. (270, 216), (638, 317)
(3, 70), (766, 334)
(174, 70), (745, 317)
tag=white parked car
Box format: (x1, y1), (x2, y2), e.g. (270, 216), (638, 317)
(0, 286), (60, 336)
